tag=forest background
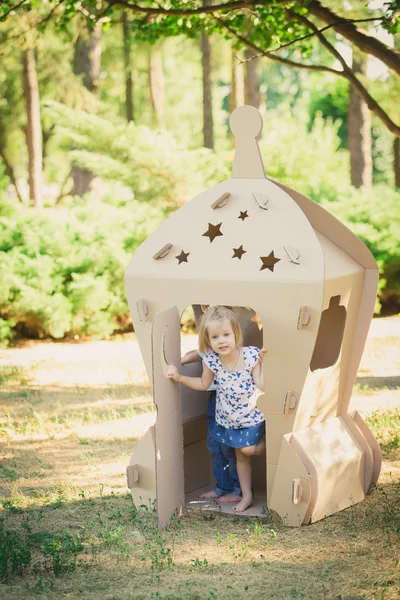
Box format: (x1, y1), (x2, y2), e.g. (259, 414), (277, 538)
(0, 0), (399, 345)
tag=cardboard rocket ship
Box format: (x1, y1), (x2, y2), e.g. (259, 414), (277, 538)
(125, 106), (381, 526)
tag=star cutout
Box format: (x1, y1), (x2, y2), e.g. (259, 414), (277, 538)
(202, 222), (223, 243)
(260, 251), (281, 272)
(238, 211), (249, 221)
(175, 250), (190, 264)
(232, 245), (247, 260)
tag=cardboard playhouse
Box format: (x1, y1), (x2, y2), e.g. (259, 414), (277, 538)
(125, 105), (381, 527)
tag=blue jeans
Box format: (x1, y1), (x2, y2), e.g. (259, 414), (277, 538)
(207, 392), (241, 497)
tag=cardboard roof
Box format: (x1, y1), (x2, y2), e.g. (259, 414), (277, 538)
(126, 106), (376, 287)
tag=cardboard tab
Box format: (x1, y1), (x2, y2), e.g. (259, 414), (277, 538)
(211, 191), (230, 209)
(153, 243), (172, 260)
(136, 298), (149, 322)
(284, 246), (300, 265)
(126, 464), (139, 488)
(297, 306), (311, 329)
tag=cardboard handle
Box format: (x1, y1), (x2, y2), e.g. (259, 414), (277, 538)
(126, 464), (140, 488)
(153, 243), (172, 260)
(284, 246), (300, 265)
(252, 192), (268, 210)
(284, 391), (297, 415)
(136, 298), (149, 322)
(292, 478), (303, 504)
(211, 191), (230, 209)
(297, 306), (311, 330)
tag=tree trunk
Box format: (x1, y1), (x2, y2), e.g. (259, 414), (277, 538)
(148, 47), (165, 126)
(229, 44), (244, 113)
(200, 0), (214, 149)
(122, 11), (134, 122)
(244, 47), (261, 109)
(22, 48), (43, 209)
(0, 147), (24, 203)
(348, 50), (372, 188)
(394, 137), (400, 188)
(72, 18), (102, 197)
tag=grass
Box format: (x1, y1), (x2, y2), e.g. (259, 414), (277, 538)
(0, 331), (399, 599)
(366, 411), (400, 453)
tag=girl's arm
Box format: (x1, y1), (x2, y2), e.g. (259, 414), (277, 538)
(181, 350), (202, 365)
(252, 348), (267, 392)
(168, 363), (214, 391)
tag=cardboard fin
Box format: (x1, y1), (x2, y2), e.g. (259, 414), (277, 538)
(128, 426), (156, 510)
(349, 410), (382, 492)
(269, 435), (312, 527)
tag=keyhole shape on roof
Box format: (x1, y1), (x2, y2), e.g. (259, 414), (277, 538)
(175, 250), (190, 264)
(260, 251), (281, 272)
(310, 296), (347, 372)
(232, 245), (247, 260)
(202, 222), (223, 243)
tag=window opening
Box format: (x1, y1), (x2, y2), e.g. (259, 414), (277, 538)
(310, 296), (347, 372)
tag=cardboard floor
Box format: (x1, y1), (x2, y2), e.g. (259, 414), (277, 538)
(185, 486), (267, 517)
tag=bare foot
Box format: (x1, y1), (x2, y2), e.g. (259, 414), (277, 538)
(233, 496), (253, 513)
(219, 493), (242, 504)
(197, 490), (221, 500)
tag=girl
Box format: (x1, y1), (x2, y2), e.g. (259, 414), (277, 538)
(168, 306), (266, 513)
(181, 305), (241, 504)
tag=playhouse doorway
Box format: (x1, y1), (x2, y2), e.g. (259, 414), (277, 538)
(179, 305), (267, 517)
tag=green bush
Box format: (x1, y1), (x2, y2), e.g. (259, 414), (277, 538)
(0, 197), (164, 344)
(0, 523), (85, 582)
(320, 185), (400, 314)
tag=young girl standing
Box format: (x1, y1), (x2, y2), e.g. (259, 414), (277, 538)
(168, 306), (266, 513)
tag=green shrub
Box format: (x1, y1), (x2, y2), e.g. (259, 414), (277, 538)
(0, 523), (85, 581)
(320, 185), (400, 313)
(0, 197), (164, 344)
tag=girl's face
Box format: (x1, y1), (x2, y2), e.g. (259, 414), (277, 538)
(207, 319), (236, 355)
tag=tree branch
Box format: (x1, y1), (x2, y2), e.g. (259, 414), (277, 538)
(104, 0), (288, 17)
(0, 0), (29, 22)
(0, 147), (24, 203)
(289, 9), (400, 138)
(0, 0), (66, 46)
(241, 16), (388, 57)
(216, 16), (341, 74)
(307, 0), (400, 77)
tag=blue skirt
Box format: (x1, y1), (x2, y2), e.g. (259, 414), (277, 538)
(214, 421), (265, 448)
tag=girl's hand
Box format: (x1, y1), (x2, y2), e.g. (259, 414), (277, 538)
(258, 348), (267, 363)
(168, 364), (180, 381)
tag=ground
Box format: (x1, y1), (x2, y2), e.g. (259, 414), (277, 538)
(0, 318), (399, 600)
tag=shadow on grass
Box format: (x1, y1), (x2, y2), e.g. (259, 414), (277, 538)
(0, 475), (399, 600)
(0, 384), (154, 433)
(0, 434), (141, 500)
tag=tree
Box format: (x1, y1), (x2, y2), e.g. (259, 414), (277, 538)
(348, 49), (372, 188)
(244, 47), (261, 110)
(148, 44), (165, 125)
(22, 45), (43, 208)
(201, 0), (214, 149)
(122, 11), (134, 122)
(1, 0), (399, 137)
(229, 44), (244, 114)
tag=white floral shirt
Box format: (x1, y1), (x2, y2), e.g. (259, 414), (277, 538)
(203, 346), (264, 429)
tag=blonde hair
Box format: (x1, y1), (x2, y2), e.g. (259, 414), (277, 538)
(198, 306), (243, 353)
